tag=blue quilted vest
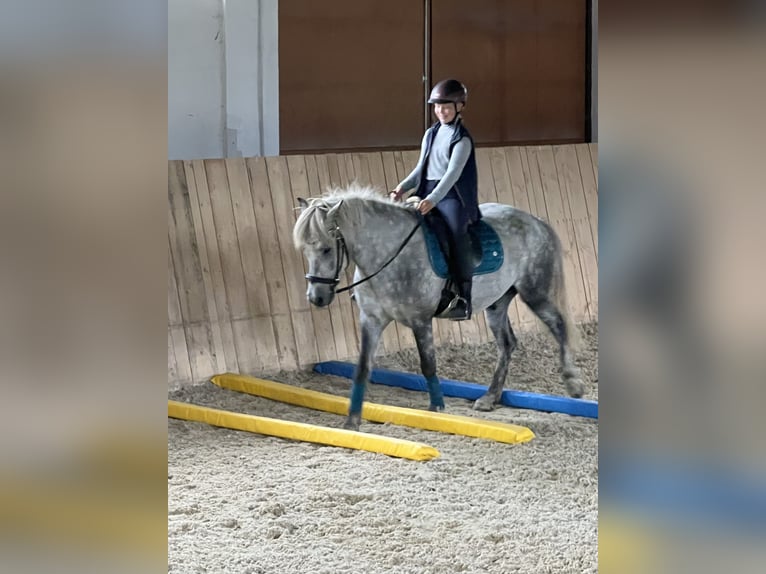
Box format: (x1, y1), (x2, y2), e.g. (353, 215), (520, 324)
(415, 118), (481, 223)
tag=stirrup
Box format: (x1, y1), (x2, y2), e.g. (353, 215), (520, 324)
(441, 296), (471, 321)
(444, 295), (465, 313)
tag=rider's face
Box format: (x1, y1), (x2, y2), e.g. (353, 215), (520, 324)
(433, 102), (462, 124)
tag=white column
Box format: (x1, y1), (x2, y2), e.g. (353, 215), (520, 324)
(168, 0), (226, 160)
(260, 0), (280, 156)
(223, 0), (279, 157)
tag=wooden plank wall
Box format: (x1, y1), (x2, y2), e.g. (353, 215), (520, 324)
(168, 144), (598, 387)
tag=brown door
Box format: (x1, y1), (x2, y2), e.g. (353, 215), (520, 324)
(279, 0), (587, 152)
(431, 0), (586, 145)
(279, 0), (425, 153)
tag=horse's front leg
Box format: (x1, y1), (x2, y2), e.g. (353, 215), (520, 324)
(344, 314), (387, 431)
(412, 322), (444, 411)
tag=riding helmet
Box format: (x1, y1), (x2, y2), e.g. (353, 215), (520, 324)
(428, 79), (468, 104)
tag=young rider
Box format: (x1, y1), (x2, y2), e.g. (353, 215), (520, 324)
(390, 79), (480, 321)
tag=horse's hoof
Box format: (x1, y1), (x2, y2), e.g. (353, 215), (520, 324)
(564, 378), (585, 398)
(343, 415), (361, 431)
(472, 396), (496, 412)
(428, 404), (445, 413)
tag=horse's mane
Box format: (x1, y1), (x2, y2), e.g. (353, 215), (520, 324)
(292, 183), (413, 249)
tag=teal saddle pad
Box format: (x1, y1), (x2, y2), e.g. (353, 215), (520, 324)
(422, 219), (504, 279)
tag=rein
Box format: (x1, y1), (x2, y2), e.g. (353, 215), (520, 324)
(304, 210), (423, 295)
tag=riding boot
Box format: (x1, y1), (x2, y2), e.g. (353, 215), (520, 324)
(442, 233), (474, 321)
(460, 279), (472, 319)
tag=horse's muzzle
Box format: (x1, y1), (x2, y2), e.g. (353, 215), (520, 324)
(308, 291), (335, 308)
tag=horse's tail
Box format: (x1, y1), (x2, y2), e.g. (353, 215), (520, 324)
(550, 233), (582, 352)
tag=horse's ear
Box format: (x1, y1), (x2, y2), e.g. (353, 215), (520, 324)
(297, 197), (309, 211)
(326, 200), (343, 227)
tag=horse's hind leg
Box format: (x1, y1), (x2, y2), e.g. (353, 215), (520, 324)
(523, 296), (585, 398)
(412, 322), (444, 411)
(474, 286), (518, 411)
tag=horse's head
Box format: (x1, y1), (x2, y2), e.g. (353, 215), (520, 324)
(293, 197), (346, 307)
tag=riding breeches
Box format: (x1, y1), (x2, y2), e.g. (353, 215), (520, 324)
(420, 181), (474, 282)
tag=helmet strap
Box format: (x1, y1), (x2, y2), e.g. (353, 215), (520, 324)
(447, 105), (461, 125)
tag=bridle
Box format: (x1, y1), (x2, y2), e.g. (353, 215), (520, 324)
(304, 215), (423, 295)
(304, 223), (349, 289)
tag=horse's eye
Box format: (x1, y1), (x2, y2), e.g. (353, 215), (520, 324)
(322, 247), (332, 255)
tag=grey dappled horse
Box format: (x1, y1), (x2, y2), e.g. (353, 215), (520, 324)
(293, 185), (583, 431)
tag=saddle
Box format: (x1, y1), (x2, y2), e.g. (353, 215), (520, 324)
(420, 212), (504, 317)
(400, 199), (504, 316)
(421, 215), (504, 280)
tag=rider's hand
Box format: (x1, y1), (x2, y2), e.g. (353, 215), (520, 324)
(389, 187), (403, 201)
(417, 199), (435, 215)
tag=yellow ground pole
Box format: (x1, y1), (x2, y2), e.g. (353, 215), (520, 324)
(211, 373), (535, 445)
(168, 400), (440, 461)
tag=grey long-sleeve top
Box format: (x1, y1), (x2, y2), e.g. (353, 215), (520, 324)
(397, 122), (472, 205)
